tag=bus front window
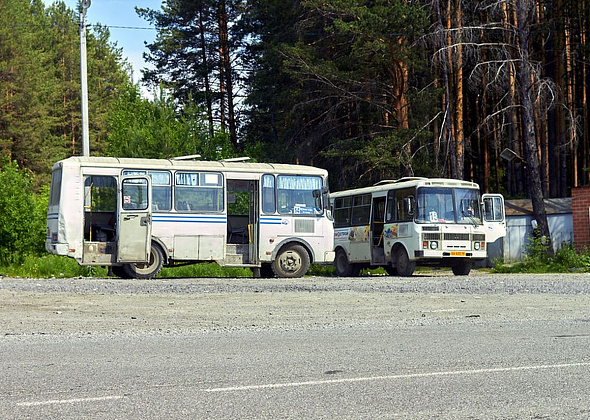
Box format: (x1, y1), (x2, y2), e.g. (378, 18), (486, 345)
(277, 175), (323, 215)
(455, 189), (482, 224)
(416, 187), (482, 224)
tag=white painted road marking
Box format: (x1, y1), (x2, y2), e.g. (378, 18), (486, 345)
(17, 395), (124, 407)
(205, 362), (590, 392)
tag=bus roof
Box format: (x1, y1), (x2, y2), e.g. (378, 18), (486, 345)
(53, 156), (328, 177)
(330, 177), (480, 198)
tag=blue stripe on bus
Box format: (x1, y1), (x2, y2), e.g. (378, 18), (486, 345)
(260, 217), (283, 225)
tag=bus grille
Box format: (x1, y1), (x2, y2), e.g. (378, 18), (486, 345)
(472, 233), (486, 242)
(444, 233), (470, 241)
(423, 233), (441, 240)
(295, 219), (315, 233)
(422, 226), (439, 232)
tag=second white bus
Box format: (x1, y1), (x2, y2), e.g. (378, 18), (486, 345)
(330, 177), (506, 276)
(46, 156), (335, 278)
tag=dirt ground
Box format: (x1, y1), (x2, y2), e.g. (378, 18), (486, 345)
(2, 272), (590, 337)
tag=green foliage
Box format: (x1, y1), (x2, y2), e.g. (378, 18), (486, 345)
(0, 255), (106, 278)
(307, 264), (336, 277)
(158, 263), (252, 279)
(493, 238), (590, 274)
(0, 160), (48, 264)
(0, 257), (255, 279)
(107, 83), (234, 160)
(0, 0), (130, 182)
(241, 0), (436, 188)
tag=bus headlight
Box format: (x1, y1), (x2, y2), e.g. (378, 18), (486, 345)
(430, 241), (438, 250)
(474, 242), (480, 250)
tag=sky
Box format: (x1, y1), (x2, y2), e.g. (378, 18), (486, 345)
(42, 0), (162, 87)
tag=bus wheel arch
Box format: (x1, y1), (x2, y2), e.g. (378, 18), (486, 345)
(391, 243), (416, 277)
(272, 242), (311, 278)
(151, 237), (170, 265)
(122, 241), (165, 279)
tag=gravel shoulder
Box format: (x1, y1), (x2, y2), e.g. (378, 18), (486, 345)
(2, 272), (590, 337)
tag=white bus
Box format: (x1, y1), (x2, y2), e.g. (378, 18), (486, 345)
(330, 177), (506, 276)
(46, 156), (334, 279)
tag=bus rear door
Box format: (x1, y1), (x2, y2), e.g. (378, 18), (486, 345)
(118, 176), (152, 263)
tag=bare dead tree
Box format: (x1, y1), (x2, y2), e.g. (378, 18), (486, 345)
(428, 0), (556, 253)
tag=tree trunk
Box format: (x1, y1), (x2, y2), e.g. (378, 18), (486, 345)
(445, 0), (457, 178)
(453, 0), (464, 179)
(218, 0), (237, 149)
(515, 0), (552, 253)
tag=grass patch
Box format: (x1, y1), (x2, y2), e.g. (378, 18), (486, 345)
(0, 254), (107, 278)
(158, 263), (252, 278)
(0, 255), (252, 279)
(492, 239), (590, 274)
(8, 240), (590, 279)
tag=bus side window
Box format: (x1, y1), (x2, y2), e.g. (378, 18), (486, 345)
(262, 174), (276, 214)
(351, 194), (371, 225)
(334, 197), (351, 227)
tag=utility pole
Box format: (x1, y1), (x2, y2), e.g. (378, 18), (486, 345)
(80, 0), (91, 157)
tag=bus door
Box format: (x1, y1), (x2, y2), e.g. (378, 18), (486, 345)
(482, 193), (506, 243)
(371, 196), (387, 263)
(82, 174), (118, 265)
(117, 176), (152, 263)
(249, 181), (259, 264)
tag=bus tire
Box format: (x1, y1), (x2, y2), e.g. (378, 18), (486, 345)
(122, 244), (164, 279)
(272, 244), (310, 278)
(395, 247), (416, 277)
(452, 260), (471, 276)
(110, 265), (131, 279)
(384, 264), (398, 276)
(334, 248), (361, 277)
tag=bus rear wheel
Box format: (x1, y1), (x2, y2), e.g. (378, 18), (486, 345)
(122, 244), (164, 279)
(272, 244), (310, 278)
(334, 248), (361, 277)
(384, 264), (398, 276)
(395, 247), (416, 277)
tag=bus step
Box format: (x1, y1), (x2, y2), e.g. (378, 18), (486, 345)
(225, 243), (249, 264)
(225, 253), (249, 264)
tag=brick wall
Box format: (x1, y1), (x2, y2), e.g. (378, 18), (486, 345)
(572, 187), (590, 252)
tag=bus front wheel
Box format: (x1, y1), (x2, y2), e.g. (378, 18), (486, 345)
(122, 244), (164, 279)
(334, 248), (361, 277)
(272, 244), (310, 278)
(452, 259), (472, 276)
(395, 247), (416, 277)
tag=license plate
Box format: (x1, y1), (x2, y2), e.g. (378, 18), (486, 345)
(450, 251), (466, 256)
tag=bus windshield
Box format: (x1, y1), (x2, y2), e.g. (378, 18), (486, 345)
(416, 187), (482, 224)
(277, 175), (323, 215)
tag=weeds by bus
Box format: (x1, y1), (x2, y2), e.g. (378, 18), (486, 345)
(330, 177), (506, 276)
(46, 156), (334, 279)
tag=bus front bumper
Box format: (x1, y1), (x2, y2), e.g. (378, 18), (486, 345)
(414, 250), (487, 260)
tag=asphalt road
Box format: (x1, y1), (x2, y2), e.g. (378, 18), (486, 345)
(1, 272), (590, 419)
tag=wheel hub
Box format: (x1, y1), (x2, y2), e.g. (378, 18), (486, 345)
(280, 251), (301, 272)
